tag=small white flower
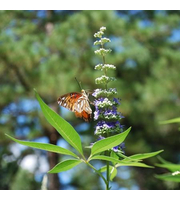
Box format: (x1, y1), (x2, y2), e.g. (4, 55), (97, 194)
(172, 171), (180, 176)
(94, 48), (112, 56)
(95, 75), (109, 84)
(103, 64), (116, 70)
(94, 31), (104, 38)
(94, 40), (101, 45)
(101, 37), (111, 44)
(103, 124), (109, 129)
(100, 26), (106, 31)
(97, 98), (113, 108)
(95, 64), (103, 70)
(92, 88), (117, 98)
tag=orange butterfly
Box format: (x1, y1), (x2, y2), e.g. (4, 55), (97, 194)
(57, 89), (92, 122)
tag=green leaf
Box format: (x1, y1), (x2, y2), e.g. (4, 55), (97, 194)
(34, 89), (83, 156)
(155, 158), (180, 182)
(110, 150), (139, 164)
(157, 156), (172, 164)
(90, 155), (153, 168)
(155, 157), (180, 172)
(89, 155), (125, 163)
(115, 162), (153, 168)
(109, 166), (117, 181)
(114, 152), (139, 162)
(159, 117), (180, 124)
(155, 173), (180, 183)
(91, 127), (131, 156)
(110, 151), (120, 165)
(156, 163), (180, 172)
(5, 134), (78, 158)
(99, 165), (117, 181)
(48, 159), (82, 173)
(128, 150), (164, 161)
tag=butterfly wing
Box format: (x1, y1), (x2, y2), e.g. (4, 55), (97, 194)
(57, 91), (92, 121)
(75, 110), (91, 122)
(74, 96), (92, 121)
(57, 92), (82, 112)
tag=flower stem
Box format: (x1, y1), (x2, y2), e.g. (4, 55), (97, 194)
(101, 43), (108, 91)
(85, 160), (108, 187)
(101, 40), (110, 189)
(106, 151), (110, 190)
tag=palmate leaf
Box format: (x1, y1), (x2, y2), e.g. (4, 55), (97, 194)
(48, 159), (82, 173)
(34, 89), (83, 156)
(5, 134), (78, 158)
(91, 127), (131, 156)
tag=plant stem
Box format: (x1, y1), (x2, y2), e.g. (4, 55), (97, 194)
(106, 151), (110, 190)
(101, 42), (110, 189)
(85, 160), (108, 186)
(101, 42), (108, 91)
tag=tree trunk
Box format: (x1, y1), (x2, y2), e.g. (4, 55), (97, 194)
(48, 151), (60, 190)
(47, 127), (60, 190)
(45, 103), (61, 190)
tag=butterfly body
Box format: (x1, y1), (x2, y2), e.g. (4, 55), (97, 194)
(57, 90), (92, 122)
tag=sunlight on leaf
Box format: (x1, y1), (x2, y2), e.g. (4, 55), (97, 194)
(128, 150), (164, 161)
(48, 159), (82, 173)
(5, 134), (79, 158)
(34, 89), (83, 156)
(91, 127), (131, 156)
(90, 155), (153, 168)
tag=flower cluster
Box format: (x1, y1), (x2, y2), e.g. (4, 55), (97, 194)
(95, 75), (116, 85)
(95, 64), (116, 71)
(93, 27), (125, 154)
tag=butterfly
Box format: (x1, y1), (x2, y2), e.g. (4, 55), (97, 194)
(57, 89), (92, 122)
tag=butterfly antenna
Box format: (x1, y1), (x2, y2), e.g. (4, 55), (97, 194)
(75, 77), (83, 91)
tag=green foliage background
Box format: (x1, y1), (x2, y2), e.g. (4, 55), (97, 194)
(0, 10), (180, 190)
